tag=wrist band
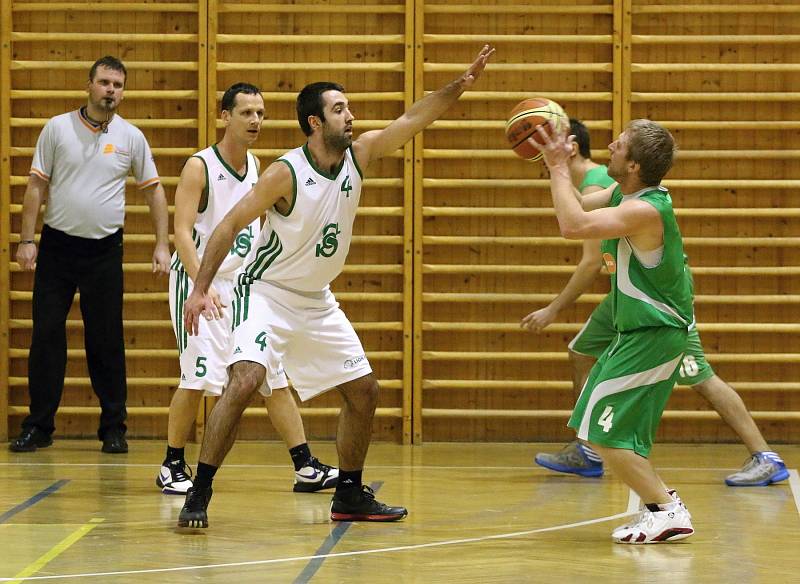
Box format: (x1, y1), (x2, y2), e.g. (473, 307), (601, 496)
(20, 239), (35, 244)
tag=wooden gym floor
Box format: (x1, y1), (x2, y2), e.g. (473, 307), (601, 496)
(1, 441), (799, 583)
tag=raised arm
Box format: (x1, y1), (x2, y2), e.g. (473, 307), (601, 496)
(16, 173), (49, 271)
(352, 45), (495, 169)
(581, 183), (617, 211)
(530, 127), (660, 240)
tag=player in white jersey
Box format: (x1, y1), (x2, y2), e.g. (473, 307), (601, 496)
(160, 83), (337, 496)
(177, 45), (495, 528)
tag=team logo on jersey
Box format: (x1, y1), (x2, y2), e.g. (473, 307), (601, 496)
(315, 222), (341, 258)
(217, 173), (227, 181)
(340, 175), (352, 197)
(305, 177), (316, 187)
(230, 225), (254, 258)
(602, 252), (617, 274)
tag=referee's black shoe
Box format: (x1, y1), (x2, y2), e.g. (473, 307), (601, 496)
(9, 427), (53, 452)
(178, 486), (213, 528)
(101, 429), (128, 454)
(330, 485), (408, 522)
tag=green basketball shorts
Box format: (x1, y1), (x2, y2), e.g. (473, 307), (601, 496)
(567, 326), (688, 457)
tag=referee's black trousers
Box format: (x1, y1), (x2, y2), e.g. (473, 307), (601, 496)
(22, 225), (128, 440)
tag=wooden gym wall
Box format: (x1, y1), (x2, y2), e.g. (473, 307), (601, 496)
(1, 0), (798, 445)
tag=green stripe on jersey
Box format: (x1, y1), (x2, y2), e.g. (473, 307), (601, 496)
(243, 231), (282, 281)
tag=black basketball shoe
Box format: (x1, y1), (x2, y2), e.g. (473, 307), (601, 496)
(330, 485), (408, 522)
(177, 485), (212, 528)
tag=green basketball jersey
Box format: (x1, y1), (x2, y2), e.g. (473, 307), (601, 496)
(600, 185), (694, 332)
(579, 164), (615, 192)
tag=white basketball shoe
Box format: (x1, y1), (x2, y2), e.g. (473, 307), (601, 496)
(612, 502), (694, 544)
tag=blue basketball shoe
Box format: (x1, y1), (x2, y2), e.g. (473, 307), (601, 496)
(725, 451), (789, 487)
(534, 440), (604, 477)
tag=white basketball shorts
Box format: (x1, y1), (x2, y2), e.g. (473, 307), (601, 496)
(230, 280), (372, 401)
(169, 271), (282, 396)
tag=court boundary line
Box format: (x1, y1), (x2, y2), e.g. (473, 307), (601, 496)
(789, 469), (800, 519)
(8, 519), (104, 584)
(0, 462), (766, 472)
(292, 481), (382, 584)
(0, 480), (69, 524)
(0, 509), (634, 582)
(626, 489), (640, 514)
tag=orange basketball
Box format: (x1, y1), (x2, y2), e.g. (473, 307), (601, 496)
(505, 97), (568, 161)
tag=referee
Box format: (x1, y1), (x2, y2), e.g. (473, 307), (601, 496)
(10, 56), (171, 454)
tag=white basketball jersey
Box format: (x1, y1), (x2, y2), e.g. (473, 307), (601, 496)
(170, 145), (260, 278)
(242, 144), (363, 292)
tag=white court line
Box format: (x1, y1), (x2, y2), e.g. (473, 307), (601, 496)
(789, 469), (800, 519)
(0, 510), (635, 582)
(626, 489), (641, 514)
(0, 463), (753, 471)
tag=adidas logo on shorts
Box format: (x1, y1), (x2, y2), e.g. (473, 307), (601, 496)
(305, 177), (316, 186)
(233, 346), (243, 354)
(217, 173), (226, 181)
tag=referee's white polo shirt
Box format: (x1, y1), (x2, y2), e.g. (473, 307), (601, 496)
(30, 110), (160, 239)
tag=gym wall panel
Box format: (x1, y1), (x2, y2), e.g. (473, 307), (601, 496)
(1, 0), (798, 445)
(5, 0), (204, 441)
(414, 0), (619, 442)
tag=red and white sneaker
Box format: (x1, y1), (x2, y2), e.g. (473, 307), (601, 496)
(612, 503), (694, 544)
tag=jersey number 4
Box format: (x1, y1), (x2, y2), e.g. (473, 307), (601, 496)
(598, 405), (614, 433)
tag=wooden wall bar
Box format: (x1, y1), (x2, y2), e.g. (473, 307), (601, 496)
(2, 0), (798, 444)
(5, 0), (204, 442)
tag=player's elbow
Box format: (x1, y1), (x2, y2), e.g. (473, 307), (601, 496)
(558, 222), (585, 240)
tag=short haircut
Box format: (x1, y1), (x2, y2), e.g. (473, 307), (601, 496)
(569, 118), (592, 159)
(89, 56), (127, 83)
(296, 82), (345, 137)
(626, 119), (676, 186)
(220, 82), (262, 114)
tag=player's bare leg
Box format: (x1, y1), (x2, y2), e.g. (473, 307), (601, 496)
(593, 444), (693, 544)
(329, 373), (407, 521)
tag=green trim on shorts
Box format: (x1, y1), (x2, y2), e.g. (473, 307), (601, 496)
(174, 270), (189, 354)
(232, 272), (251, 330)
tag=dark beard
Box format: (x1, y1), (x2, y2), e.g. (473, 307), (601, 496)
(323, 128), (352, 152)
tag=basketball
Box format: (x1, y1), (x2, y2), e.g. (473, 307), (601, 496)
(505, 97), (568, 161)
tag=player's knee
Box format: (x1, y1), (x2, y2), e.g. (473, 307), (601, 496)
(225, 362), (265, 406)
(340, 375), (379, 412)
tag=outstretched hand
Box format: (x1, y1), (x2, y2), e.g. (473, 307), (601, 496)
(459, 45), (496, 90)
(527, 120), (575, 171)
